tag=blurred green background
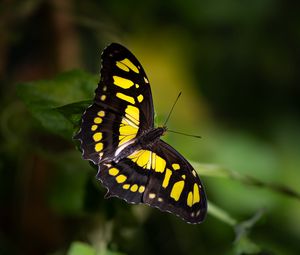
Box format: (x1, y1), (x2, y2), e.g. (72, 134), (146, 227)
(1, 0), (300, 255)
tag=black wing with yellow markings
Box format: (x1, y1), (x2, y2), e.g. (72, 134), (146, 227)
(96, 43), (154, 129)
(97, 139), (206, 223)
(75, 43), (207, 224)
(143, 140), (206, 223)
(74, 43), (154, 164)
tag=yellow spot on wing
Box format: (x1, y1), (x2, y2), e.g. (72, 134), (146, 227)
(119, 125), (137, 136)
(135, 150), (151, 168)
(116, 61), (130, 72)
(151, 152), (156, 170)
(109, 168), (119, 176)
(93, 132), (102, 142)
(144, 77), (149, 83)
(125, 105), (139, 125)
(128, 150), (152, 169)
(120, 58), (139, 73)
(116, 92), (135, 104)
(146, 155), (152, 169)
(123, 184), (130, 189)
(91, 125), (97, 131)
(162, 168), (172, 188)
(118, 113), (139, 146)
(137, 94), (144, 103)
(116, 175), (127, 183)
(187, 191), (193, 207)
(170, 180), (184, 201)
(154, 155), (166, 172)
(138, 186), (145, 193)
(122, 116), (138, 129)
(172, 163), (180, 170)
(98, 111), (105, 117)
(100, 95), (106, 101)
(95, 143), (103, 152)
(130, 184), (138, 192)
(128, 150), (143, 159)
(119, 134), (136, 146)
(193, 183), (200, 203)
(149, 193), (156, 199)
(113, 76), (134, 89)
(94, 117), (102, 124)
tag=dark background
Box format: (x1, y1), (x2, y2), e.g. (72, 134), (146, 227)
(1, 0), (300, 254)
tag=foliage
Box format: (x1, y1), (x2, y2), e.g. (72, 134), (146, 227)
(17, 70), (96, 138)
(1, 1), (300, 255)
(12, 70), (299, 255)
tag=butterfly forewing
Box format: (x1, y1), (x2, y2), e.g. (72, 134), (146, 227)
(96, 43), (154, 130)
(75, 43), (154, 163)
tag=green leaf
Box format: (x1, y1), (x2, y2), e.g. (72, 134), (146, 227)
(67, 242), (96, 255)
(17, 70), (97, 138)
(47, 151), (91, 215)
(233, 236), (261, 255)
(232, 210), (264, 255)
(56, 100), (92, 127)
(207, 200), (237, 226)
(234, 209), (265, 242)
(206, 200), (264, 254)
(66, 241), (125, 255)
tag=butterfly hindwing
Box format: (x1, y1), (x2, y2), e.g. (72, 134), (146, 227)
(96, 158), (149, 204)
(96, 140), (206, 224)
(142, 140), (207, 223)
(74, 104), (124, 164)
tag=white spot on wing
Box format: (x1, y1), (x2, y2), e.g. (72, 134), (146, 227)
(114, 139), (135, 157)
(149, 193), (156, 199)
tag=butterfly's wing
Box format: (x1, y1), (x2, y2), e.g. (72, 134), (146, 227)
(74, 43), (154, 164)
(143, 140), (207, 223)
(97, 139), (207, 224)
(75, 43), (207, 223)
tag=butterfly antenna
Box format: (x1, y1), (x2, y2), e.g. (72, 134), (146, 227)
(167, 129), (202, 139)
(163, 92), (182, 127)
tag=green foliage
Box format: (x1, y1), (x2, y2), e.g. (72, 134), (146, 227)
(16, 69), (274, 254)
(17, 70), (96, 138)
(14, 65), (300, 255)
(67, 242), (97, 255)
(67, 241), (125, 255)
(47, 151), (91, 215)
(2, 1), (300, 254)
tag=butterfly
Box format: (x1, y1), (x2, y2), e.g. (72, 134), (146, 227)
(74, 43), (207, 224)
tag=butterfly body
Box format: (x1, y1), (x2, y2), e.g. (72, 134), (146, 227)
(75, 43), (207, 224)
(102, 126), (166, 164)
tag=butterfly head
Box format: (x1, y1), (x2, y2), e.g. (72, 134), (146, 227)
(158, 126), (168, 137)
